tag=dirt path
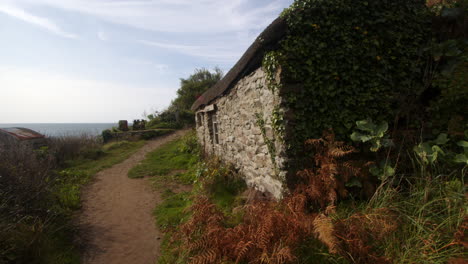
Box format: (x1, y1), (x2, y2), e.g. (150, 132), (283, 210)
(78, 130), (188, 264)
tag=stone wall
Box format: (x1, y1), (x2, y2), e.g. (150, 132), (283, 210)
(196, 68), (287, 199)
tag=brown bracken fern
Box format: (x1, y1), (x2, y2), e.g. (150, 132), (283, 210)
(181, 194), (314, 264)
(181, 130), (395, 263)
(295, 129), (361, 208)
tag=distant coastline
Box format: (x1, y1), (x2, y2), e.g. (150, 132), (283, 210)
(0, 123), (116, 137)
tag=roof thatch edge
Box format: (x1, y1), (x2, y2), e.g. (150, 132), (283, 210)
(191, 17), (287, 111)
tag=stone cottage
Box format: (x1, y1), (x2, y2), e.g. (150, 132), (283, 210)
(191, 18), (289, 198)
(192, 1), (435, 199)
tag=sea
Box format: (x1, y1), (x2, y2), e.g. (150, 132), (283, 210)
(0, 123), (116, 137)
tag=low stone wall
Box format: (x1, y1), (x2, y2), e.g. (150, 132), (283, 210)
(196, 68), (288, 199)
(108, 129), (174, 141)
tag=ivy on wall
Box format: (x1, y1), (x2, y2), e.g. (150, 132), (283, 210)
(263, 0), (433, 164)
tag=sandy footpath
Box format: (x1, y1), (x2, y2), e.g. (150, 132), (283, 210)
(78, 130), (188, 264)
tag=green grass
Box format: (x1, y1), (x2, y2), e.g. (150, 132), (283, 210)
(328, 171), (467, 264)
(154, 190), (192, 230)
(128, 138), (197, 179)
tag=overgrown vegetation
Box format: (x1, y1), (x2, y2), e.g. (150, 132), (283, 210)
(262, 0), (468, 172)
(150, 126), (466, 264)
(0, 135), (145, 264)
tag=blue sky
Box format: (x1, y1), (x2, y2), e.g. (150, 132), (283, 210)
(0, 0), (293, 123)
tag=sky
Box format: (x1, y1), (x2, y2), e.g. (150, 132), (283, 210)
(0, 0), (294, 123)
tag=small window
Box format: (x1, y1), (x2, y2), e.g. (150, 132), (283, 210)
(207, 110), (219, 144)
(196, 112), (203, 127)
(212, 113), (219, 144)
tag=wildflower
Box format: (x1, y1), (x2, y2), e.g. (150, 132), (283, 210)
(363, 31), (368, 35)
(376, 56), (382, 61)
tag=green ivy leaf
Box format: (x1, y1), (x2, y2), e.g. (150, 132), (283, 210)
(383, 165), (395, 177)
(454, 154), (468, 164)
(376, 122), (389, 136)
(434, 133), (449, 145)
(350, 131), (372, 142)
(457, 140), (468, 148)
(370, 141), (381, 152)
(356, 119), (375, 132)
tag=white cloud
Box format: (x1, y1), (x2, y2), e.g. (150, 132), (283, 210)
(0, 67), (175, 123)
(0, 3), (77, 39)
(124, 58), (169, 73)
(137, 39), (248, 63)
(8, 0), (287, 34)
(97, 31), (108, 41)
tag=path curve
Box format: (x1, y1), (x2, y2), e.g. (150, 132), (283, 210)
(79, 130), (188, 264)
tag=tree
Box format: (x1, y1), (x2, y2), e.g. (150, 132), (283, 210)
(171, 67), (223, 112)
(146, 68), (223, 128)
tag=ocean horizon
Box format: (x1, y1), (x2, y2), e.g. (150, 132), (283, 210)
(0, 123), (116, 137)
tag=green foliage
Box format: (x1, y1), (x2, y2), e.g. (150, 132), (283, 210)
(454, 140), (468, 164)
(172, 68), (223, 112)
(369, 162), (396, 181)
(429, 42), (468, 131)
(265, 0), (432, 161)
(271, 106), (286, 140)
(147, 121), (182, 130)
(263, 51), (283, 91)
(101, 129), (112, 143)
(178, 130), (199, 155)
(140, 129), (174, 140)
(351, 119), (393, 152)
(55, 169), (90, 210)
(145, 68), (223, 129)
(414, 134), (448, 165)
(255, 113), (277, 165)
(198, 160), (247, 212)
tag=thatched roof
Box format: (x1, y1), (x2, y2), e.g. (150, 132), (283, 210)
(191, 17), (287, 111)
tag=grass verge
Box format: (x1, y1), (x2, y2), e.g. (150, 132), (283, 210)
(128, 134), (198, 180)
(0, 138), (146, 264)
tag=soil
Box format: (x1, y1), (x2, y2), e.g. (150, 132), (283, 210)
(78, 130), (188, 264)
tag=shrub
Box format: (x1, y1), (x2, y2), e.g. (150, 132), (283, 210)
(0, 142), (76, 264)
(101, 129), (113, 143)
(48, 134), (102, 165)
(178, 130), (199, 155)
(147, 121), (182, 130)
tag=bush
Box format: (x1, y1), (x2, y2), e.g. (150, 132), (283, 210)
(147, 121), (182, 130)
(0, 142), (79, 264)
(178, 130), (199, 154)
(47, 134), (102, 165)
(101, 129), (113, 143)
